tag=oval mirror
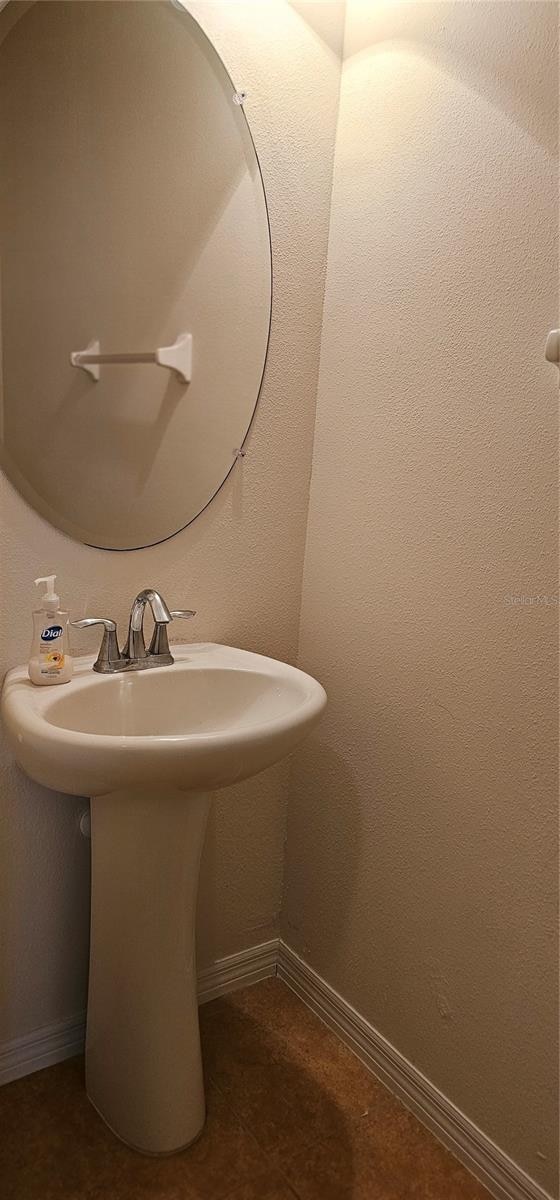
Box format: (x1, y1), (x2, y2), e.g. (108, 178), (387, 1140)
(0, 0), (271, 549)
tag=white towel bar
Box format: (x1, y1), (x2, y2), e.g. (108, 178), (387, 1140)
(70, 333), (192, 384)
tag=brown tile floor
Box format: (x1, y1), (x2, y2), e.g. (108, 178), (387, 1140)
(0, 978), (493, 1200)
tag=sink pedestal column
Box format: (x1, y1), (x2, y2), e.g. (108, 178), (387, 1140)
(86, 788), (211, 1154)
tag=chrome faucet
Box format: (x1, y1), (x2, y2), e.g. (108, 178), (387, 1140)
(123, 588), (173, 664)
(71, 589), (196, 673)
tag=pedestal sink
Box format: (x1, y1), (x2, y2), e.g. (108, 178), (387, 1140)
(1, 643), (326, 1154)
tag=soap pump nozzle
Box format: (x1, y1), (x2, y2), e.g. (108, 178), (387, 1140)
(35, 575), (60, 610)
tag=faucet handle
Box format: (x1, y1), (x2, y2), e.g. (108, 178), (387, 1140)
(71, 617), (117, 630)
(70, 617), (125, 673)
(148, 610), (196, 659)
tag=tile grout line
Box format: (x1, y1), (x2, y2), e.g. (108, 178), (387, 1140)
(203, 983), (404, 1200)
(207, 1052), (324, 1200)
(213, 1090), (304, 1200)
(207, 1073), (301, 1200)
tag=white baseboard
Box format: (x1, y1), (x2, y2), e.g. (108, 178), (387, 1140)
(0, 938), (279, 1088)
(197, 937), (279, 1004)
(1, 937), (554, 1200)
(0, 1012), (87, 1087)
(277, 941), (554, 1200)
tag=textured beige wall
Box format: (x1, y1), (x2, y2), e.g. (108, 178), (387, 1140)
(0, 0), (342, 1045)
(284, 1), (559, 1192)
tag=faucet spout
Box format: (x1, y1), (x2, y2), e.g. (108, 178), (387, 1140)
(124, 589), (172, 661)
(130, 589), (172, 632)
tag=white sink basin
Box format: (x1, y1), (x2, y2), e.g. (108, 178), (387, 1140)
(1, 643), (326, 1156)
(1, 643), (326, 795)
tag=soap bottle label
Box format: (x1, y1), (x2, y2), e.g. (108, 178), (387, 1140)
(39, 623), (65, 675)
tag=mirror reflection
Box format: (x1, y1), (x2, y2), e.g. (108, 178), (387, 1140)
(0, 0), (271, 548)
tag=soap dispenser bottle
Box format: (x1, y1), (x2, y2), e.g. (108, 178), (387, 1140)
(28, 575), (73, 686)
